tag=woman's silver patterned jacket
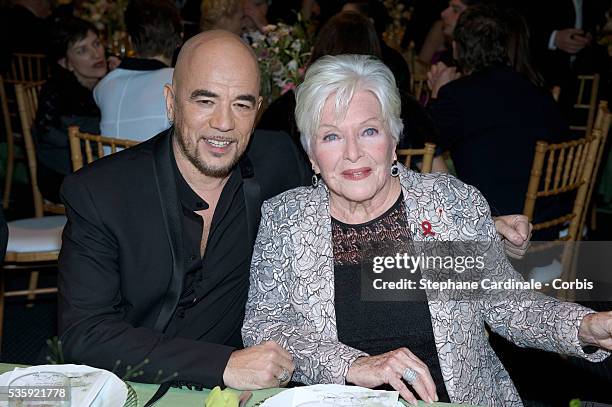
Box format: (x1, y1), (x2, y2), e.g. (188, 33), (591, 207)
(242, 164), (609, 406)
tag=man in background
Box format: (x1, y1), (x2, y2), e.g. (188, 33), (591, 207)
(94, 0), (182, 141)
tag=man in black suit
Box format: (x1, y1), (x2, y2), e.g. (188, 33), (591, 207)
(513, 0), (610, 125)
(427, 5), (571, 235)
(516, 0), (609, 89)
(58, 30), (308, 391)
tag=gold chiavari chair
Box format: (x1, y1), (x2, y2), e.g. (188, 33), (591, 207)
(0, 81), (65, 348)
(568, 74), (600, 138)
(578, 101), (611, 233)
(1, 53), (49, 209)
(403, 41), (431, 103)
(68, 126), (139, 171)
(0, 74), (14, 209)
(9, 53), (50, 83)
(410, 73), (430, 103)
(403, 41), (418, 78)
(522, 131), (603, 299)
(396, 142), (436, 174)
(14, 82), (65, 218)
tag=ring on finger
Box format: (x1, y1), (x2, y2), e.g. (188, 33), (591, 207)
(402, 367), (418, 385)
(277, 368), (290, 387)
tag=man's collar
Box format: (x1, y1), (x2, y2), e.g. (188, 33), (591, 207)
(118, 57), (169, 71)
(171, 144), (209, 212)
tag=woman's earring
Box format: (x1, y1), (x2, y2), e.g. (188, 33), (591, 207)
(390, 160), (400, 177)
(311, 173), (319, 187)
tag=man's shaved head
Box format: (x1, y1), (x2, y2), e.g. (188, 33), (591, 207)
(172, 30), (260, 91)
(164, 30), (262, 179)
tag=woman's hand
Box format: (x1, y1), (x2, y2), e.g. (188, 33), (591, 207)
(579, 312), (612, 350)
(346, 348), (438, 405)
(494, 214), (533, 260)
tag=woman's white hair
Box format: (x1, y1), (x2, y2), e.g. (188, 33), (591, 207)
(295, 54), (403, 156)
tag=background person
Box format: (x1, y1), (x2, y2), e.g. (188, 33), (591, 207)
(94, 0), (182, 141)
(35, 16), (107, 203)
(427, 5), (571, 238)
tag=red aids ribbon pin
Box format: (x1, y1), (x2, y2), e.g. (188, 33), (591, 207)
(421, 220), (435, 237)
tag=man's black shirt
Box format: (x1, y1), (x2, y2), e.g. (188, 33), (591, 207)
(165, 148), (249, 349)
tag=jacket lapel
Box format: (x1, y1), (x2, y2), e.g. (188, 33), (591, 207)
(294, 184), (341, 337)
(151, 128), (185, 332)
(398, 165), (458, 399)
(239, 155), (262, 247)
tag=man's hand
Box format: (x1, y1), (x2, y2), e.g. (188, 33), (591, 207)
(554, 29), (591, 54)
(427, 62), (461, 99)
(494, 215), (533, 260)
(579, 312), (612, 350)
(107, 56), (121, 71)
(346, 348), (437, 406)
(223, 341), (294, 390)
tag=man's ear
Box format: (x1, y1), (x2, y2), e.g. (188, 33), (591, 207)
(451, 40), (458, 60)
(57, 57), (69, 71)
(256, 96), (263, 112)
(164, 84), (175, 123)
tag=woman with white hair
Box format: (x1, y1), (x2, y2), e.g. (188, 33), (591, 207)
(242, 54), (612, 406)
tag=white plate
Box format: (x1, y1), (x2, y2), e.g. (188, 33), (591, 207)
(260, 384), (402, 407)
(0, 364), (128, 407)
(91, 368), (128, 407)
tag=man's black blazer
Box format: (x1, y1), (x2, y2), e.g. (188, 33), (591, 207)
(58, 128), (309, 387)
(428, 66), (571, 225)
(516, 0), (609, 87)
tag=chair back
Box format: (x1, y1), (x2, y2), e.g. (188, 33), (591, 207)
(0, 75), (13, 145)
(8, 53), (49, 83)
(396, 142), (436, 174)
(404, 41), (418, 79)
(2, 54), (49, 139)
(578, 101), (611, 233)
(568, 74), (600, 137)
(14, 82), (47, 217)
(68, 126), (139, 171)
(523, 132), (602, 240)
(522, 132), (603, 298)
(1, 54), (49, 208)
(410, 73), (429, 103)
(2, 54), (49, 131)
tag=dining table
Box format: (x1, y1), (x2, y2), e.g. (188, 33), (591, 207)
(0, 362), (477, 406)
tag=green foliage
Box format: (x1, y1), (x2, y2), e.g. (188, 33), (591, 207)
(45, 336), (178, 383)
